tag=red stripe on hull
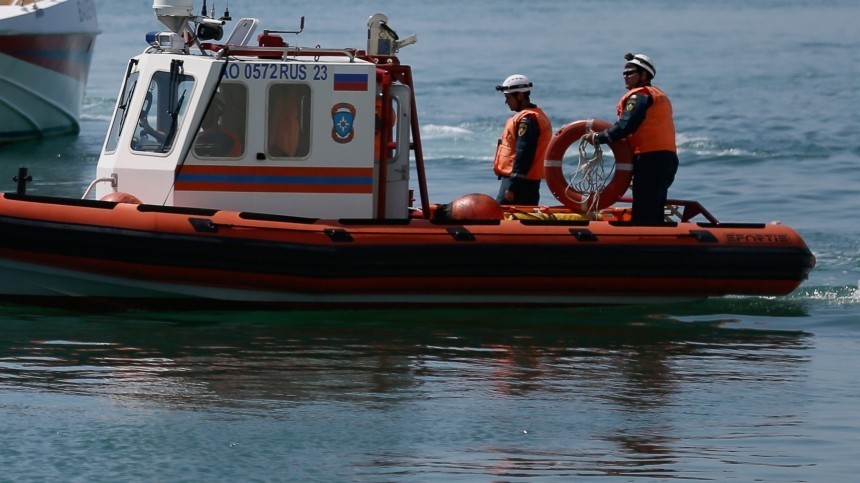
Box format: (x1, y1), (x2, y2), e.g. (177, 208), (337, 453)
(178, 165), (374, 176)
(0, 34), (97, 82)
(174, 182), (373, 194)
(174, 165), (375, 194)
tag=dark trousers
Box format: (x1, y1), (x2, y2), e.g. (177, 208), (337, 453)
(632, 151), (679, 225)
(496, 176), (541, 205)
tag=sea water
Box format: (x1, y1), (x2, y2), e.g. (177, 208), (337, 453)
(0, 0), (858, 481)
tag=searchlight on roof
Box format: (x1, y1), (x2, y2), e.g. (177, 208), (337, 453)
(152, 0), (194, 33)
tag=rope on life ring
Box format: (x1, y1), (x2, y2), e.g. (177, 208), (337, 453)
(543, 119), (634, 213)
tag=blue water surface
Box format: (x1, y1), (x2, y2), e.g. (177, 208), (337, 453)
(0, 0), (858, 481)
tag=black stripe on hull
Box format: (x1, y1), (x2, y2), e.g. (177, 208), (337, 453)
(0, 215), (815, 284)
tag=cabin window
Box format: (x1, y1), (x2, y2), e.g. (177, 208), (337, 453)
(131, 69), (195, 153)
(192, 83), (248, 158)
(105, 69), (139, 153)
(266, 84), (311, 158)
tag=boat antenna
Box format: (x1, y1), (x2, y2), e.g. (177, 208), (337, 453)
(201, 1), (231, 22)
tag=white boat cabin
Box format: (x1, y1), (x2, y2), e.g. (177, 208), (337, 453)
(95, 1), (418, 219)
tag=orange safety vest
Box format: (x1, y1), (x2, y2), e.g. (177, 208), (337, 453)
(195, 127), (244, 157)
(221, 128), (244, 157)
(493, 106), (552, 180)
(616, 85), (676, 155)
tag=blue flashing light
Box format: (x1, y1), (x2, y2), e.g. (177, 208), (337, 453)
(146, 31), (159, 48)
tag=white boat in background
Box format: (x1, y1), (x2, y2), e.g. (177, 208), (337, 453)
(0, 0), (99, 142)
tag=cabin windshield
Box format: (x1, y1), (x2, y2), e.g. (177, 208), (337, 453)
(132, 69), (195, 154)
(105, 70), (139, 153)
(192, 83), (248, 159)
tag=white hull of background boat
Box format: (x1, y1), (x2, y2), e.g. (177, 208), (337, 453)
(0, 0), (99, 141)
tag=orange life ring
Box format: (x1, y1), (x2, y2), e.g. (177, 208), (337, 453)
(544, 119), (634, 213)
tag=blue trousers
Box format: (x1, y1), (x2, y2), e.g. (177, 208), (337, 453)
(496, 176), (541, 205)
(631, 151), (679, 225)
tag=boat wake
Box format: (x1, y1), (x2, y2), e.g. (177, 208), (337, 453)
(795, 284), (860, 306)
(422, 123), (477, 140)
(675, 133), (760, 162)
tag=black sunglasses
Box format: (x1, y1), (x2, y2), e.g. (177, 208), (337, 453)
(622, 70), (639, 77)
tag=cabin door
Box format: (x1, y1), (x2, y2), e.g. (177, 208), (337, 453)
(383, 84), (412, 218)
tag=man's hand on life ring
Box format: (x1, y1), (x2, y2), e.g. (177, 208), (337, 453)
(585, 131), (599, 145)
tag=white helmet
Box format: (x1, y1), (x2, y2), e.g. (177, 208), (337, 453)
(495, 74), (533, 94)
(624, 53), (656, 78)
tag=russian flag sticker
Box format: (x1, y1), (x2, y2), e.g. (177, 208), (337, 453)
(333, 73), (369, 91)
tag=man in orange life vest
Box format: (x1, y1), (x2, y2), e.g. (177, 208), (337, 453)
(493, 74), (552, 205)
(585, 53), (679, 225)
(194, 95), (243, 157)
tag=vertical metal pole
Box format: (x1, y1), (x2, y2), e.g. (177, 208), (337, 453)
(14, 167), (31, 196)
